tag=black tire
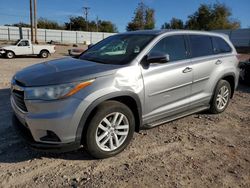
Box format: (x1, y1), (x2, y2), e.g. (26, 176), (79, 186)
(84, 100), (135, 159)
(40, 50), (49, 58)
(6, 51), (15, 59)
(209, 80), (231, 114)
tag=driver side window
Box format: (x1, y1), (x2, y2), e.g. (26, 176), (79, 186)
(18, 40), (29, 47)
(150, 35), (187, 62)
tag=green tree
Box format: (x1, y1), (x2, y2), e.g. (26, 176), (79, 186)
(37, 18), (64, 30)
(98, 21), (118, 33)
(65, 16), (87, 31)
(145, 8), (155, 29)
(5, 22), (30, 27)
(126, 2), (155, 31)
(185, 2), (240, 30)
(161, 18), (184, 29)
(65, 16), (117, 32)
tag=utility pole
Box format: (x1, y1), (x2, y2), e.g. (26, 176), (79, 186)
(29, 0), (34, 42)
(83, 7), (90, 31)
(33, 0), (38, 43)
(96, 16), (99, 32)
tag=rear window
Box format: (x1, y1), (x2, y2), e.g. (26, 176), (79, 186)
(189, 35), (213, 58)
(212, 36), (232, 54)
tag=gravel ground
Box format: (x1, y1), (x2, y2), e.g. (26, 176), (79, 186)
(0, 47), (249, 188)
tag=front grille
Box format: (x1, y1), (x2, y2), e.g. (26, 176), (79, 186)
(12, 89), (28, 112)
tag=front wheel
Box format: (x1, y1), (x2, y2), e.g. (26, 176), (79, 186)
(84, 101), (135, 159)
(209, 80), (231, 114)
(6, 51), (15, 59)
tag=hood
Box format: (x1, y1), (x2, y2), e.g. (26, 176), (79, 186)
(14, 57), (121, 86)
(0, 45), (14, 50)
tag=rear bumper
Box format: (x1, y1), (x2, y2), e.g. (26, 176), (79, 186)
(12, 114), (81, 152)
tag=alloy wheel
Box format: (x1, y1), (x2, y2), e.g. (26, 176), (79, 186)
(216, 85), (229, 110)
(95, 112), (129, 151)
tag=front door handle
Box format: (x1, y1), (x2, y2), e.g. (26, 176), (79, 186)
(183, 67), (193, 73)
(215, 60), (222, 65)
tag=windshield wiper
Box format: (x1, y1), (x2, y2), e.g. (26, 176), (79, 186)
(80, 57), (106, 64)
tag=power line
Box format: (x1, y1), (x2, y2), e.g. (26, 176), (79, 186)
(0, 13), (28, 18)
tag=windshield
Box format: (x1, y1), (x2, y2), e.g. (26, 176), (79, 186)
(79, 34), (155, 65)
(14, 39), (21, 45)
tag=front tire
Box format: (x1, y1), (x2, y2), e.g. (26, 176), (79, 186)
(209, 80), (231, 114)
(6, 51), (15, 59)
(84, 101), (135, 159)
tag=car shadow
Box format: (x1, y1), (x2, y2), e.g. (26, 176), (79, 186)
(0, 88), (94, 163)
(237, 83), (250, 93)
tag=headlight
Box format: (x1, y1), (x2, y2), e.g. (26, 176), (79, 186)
(24, 79), (95, 100)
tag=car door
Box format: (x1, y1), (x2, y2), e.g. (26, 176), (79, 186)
(141, 34), (193, 123)
(15, 40), (33, 55)
(188, 34), (223, 108)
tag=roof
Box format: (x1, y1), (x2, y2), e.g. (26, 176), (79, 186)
(119, 29), (226, 37)
(120, 29), (175, 35)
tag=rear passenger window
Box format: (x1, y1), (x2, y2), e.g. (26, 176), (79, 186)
(150, 35), (187, 62)
(189, 35), (213, 58)
(212, 37), (232, 54)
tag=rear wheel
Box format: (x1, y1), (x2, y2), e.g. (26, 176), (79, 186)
(209, 80), (231, 114)
(6, 51), (15, 59)
(84, 101), (135, 159)
(40, 50), (49, 58)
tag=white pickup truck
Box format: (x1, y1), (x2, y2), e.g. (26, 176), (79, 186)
(0, 39), (56, 59)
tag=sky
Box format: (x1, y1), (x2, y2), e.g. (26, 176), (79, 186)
(0, 0), (249, 32)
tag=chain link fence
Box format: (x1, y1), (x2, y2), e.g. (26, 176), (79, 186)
(0, 26), (116, 44)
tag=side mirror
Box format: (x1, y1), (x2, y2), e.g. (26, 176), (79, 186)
(147, 52), (170, 64)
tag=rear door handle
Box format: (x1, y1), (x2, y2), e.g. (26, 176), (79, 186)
(215, 60), (222, 65)
(183, 67), (193, 73)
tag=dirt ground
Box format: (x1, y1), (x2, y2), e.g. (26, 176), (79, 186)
(0, 46), (249, 188)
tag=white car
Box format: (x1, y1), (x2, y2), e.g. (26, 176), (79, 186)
(0, 39), (56, 59)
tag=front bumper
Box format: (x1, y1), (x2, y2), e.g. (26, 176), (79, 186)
(12, 114), (81, 152)
(0, 50), (6, 55)
(10, 94), (89, 152)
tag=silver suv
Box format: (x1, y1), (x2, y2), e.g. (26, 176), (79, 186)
(11, 30), (239, 158)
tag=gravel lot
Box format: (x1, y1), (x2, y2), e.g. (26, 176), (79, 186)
(0, 46), (249, 187)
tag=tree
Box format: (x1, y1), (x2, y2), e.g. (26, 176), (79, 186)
(185, 2), (240, 30)
(126, 2), (155, 31)
(161, 18), (184, 29)
(5, 22), (30, 27)
(145, 9), (155, 29)
(37, 18), (64, 30)
(65, 16), (117, 32)
(98, 21), (118, 33)
(65, 16), (87, 31)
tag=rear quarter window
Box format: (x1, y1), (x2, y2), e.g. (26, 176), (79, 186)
(189, 35), (214, 58)
(212, 36), (232, 54)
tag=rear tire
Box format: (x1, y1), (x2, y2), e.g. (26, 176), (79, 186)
(6, 51), (15, 59)
(40, 50), (49, 58)
(84, 101), (135, 159)
(209, 80), (231, 114)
